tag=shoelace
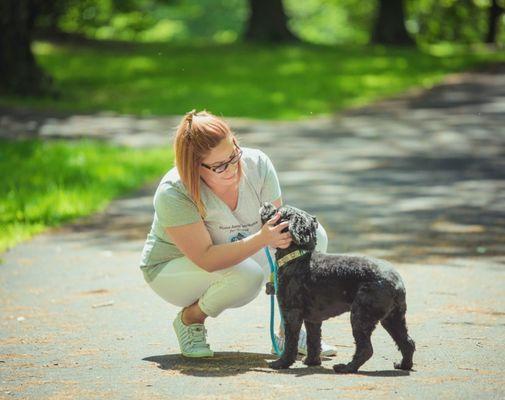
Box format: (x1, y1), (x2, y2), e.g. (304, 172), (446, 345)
(186, 325), (210, 348)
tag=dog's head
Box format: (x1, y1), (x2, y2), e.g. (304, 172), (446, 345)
(259, 202), (318, 251)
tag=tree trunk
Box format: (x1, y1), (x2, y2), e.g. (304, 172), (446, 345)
(244, 0), (300, 43)
(0, 0), (52, 96)
(485, 0), (504, 44)
(371, 0), (415, 46)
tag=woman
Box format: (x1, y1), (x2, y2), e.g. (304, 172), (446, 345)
(140, 109), (337, 358)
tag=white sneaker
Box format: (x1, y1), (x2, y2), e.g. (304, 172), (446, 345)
(271, 329), (337, 356)
(172, 310), (214, 358)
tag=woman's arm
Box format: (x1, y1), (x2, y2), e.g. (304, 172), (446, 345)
(165, 221), (266, 272)
(165, 197), (288, 272)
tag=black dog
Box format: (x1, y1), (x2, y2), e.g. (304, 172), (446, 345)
(260, 202), (415, 373)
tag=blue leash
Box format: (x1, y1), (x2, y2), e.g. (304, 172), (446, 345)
(264, 247), (284, 356)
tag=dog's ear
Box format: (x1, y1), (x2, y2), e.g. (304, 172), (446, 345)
(259, 202), (277, 224)
(311, 216), (319, 248)
(288, 213), (313, 247)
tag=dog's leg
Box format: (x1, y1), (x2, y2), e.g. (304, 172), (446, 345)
(380, 306), (415, 370)
(303, 321), (322, 366)
(268, 310), (303, 370)
(333, 305), (378, 374)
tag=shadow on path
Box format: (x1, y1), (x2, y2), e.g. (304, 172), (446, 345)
(143, 352), (411, 378)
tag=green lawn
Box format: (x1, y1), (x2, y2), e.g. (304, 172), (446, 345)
(0, 139), (172, 254)
(1, 41), (503, 119)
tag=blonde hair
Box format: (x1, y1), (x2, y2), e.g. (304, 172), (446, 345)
(173, 109), (242, 219)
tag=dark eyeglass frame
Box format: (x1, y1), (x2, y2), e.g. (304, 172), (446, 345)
(201, 144), (243, 174)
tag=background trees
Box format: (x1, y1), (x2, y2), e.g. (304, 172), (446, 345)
(485, 0), (504, 43)
(1, 0), (503, 96)
(244, 0), (300, 42)
(371, 0), (414, 45)
(0, 0), (52, 95)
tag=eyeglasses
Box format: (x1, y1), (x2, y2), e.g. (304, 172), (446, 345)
(201, 145), (243, 174)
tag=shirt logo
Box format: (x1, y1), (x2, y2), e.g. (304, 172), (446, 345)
(229, 231), (250, 242)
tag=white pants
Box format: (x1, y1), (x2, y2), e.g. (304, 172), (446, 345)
(143, 223), (328, 318)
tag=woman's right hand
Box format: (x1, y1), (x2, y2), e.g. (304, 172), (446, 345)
(260, 212), (292, 249)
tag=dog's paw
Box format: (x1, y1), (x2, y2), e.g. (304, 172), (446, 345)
(268, 359), (291, 370)
(303, 356), (321, 366)
(394, 361), (413, 371)
(333, 363), (358, 374)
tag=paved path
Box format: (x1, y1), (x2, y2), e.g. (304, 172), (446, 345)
(1, 66), (504, 399)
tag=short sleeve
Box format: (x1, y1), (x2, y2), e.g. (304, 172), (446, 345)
(154, 184), (202, 227)
(259, 151), (282, 203)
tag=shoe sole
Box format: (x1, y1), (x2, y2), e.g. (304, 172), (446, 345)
(181, 351), (214, 358)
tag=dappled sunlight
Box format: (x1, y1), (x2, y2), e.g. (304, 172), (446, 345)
(1, 48), (503, 261)
(124, 56), (159, 74)
(269, 92), (286, 105)
(18, 82), (502, 263)
(3, 41), (501, 119)
(276, 61), (308, 75)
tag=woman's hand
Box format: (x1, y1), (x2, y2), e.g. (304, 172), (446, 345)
(260, 212), (292, 249)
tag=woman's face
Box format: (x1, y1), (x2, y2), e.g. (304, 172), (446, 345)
(199, 135), (240, 188)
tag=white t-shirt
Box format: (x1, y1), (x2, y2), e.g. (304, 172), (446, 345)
(140, 147), (282, 277)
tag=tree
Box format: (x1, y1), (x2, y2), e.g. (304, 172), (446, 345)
(244, 0), (300, 43)
(0, 0), (52, 95)
(485, 0), (504, 44)
(371, 0), (415, 46)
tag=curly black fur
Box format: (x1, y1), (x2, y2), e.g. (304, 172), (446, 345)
(260, 202), (416, 373)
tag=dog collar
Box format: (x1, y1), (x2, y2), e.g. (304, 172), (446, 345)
(277, 249), (310, 268)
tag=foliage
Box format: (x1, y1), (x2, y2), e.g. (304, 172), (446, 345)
(51, 0), (248, 44)
(36, 0), (505, 45)
(0, 138), (172, 253)
(406, 0), (505, 44)
(285, 0), (375, 45)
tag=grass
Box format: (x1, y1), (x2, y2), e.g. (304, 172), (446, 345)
(0, 138), (173, 254)
(0, 41), (503, 119)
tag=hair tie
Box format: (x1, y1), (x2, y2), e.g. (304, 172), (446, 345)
(184, 109), (197, 140)
(185, 109), (197, 121)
